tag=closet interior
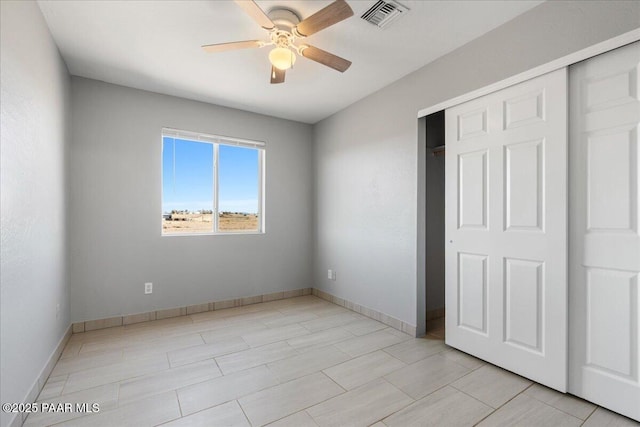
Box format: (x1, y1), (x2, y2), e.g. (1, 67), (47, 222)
(424, 110), (445, 339)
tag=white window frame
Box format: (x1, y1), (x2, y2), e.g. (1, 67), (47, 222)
(161, 127), (265, 236)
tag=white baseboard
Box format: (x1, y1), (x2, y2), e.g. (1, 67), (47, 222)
(71, 288), (313, 333)
(312, 288), (417, 337)
(9, 324), (72, 427)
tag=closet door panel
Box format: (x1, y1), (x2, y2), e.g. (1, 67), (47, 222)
(458, 252), (488, 333)
(569, 41), (640, 421)
(445, 67), (567, 392)
(458, 150), (488, 229)
(504, 257), (544, 352)
(504, 138), (544, 231)
(586, 127), (636, 231)
(586, 269), (636, 377)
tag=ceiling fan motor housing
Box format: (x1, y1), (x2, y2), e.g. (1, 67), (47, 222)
(267, 9), (300, 52)
(268, 8), (301, 31)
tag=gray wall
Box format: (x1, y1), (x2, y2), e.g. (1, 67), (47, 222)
(0, 2), (70, 426)
(69, 78), (313, 322)
(313, 1), (640, 330)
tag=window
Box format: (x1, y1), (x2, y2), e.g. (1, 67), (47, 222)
(161, 128), (264, 235)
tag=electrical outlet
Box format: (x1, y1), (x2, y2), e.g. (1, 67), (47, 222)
(145, 282), (153, 294)
(328, 269), (336, 281)
(56, 303), (60, 319)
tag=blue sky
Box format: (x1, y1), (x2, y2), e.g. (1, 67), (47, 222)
(162, 137), (259, 213)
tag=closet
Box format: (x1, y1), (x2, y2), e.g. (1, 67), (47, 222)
(438, 41), (639, 420)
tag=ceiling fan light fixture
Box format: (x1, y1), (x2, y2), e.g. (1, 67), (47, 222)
(269, 47), (296, 70)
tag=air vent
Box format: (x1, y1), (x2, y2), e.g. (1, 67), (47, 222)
(360, 0), (408, 28)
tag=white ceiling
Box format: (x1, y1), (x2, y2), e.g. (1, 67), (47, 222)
(38, 0), (543, 124)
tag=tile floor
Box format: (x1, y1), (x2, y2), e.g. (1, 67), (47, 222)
(25, 296), (638, 427)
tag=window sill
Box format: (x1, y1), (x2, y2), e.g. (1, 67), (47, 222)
(161, 231), (265, 237)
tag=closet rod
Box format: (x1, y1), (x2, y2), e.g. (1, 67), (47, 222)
(431, 145), (445, 157)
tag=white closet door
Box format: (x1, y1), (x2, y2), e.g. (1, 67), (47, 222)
(445, 68), (568, 391)
(569, 41), (640, 421)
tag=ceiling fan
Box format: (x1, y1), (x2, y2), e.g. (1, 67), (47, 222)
(202, 0), (354, 84)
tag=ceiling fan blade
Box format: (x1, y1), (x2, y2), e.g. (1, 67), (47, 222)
(294, 0), (353, 37)
(202, 40), (262, 53)
(270, 66), (285, 84)
(301, 45), (352, 72)
(234, 0), (275, 30)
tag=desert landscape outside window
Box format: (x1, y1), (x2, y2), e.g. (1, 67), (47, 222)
(161, 128), (264, 235)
